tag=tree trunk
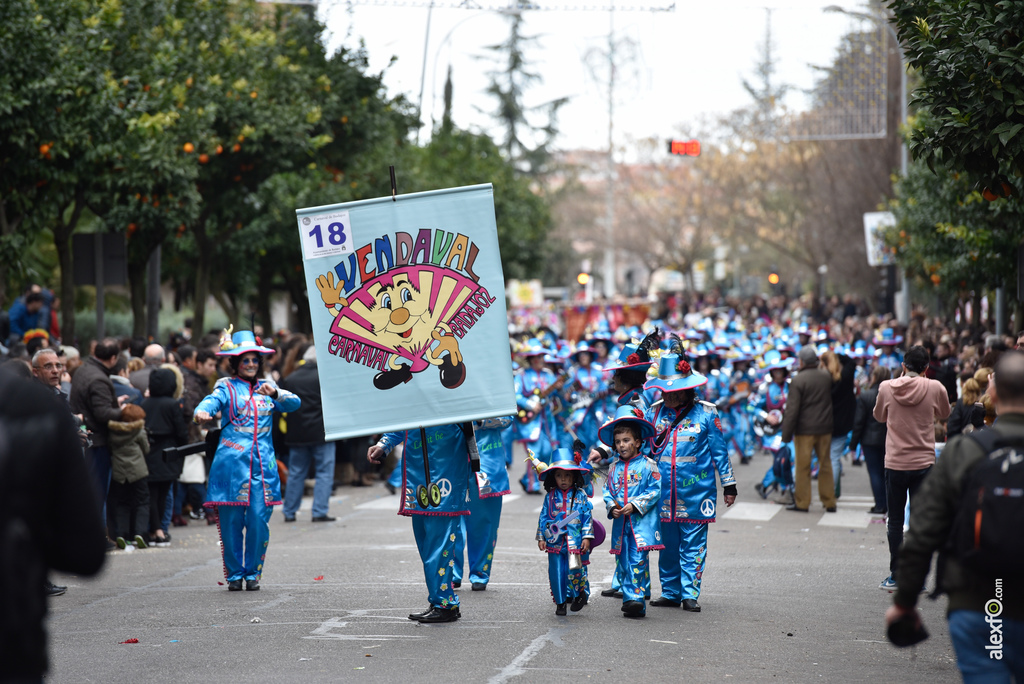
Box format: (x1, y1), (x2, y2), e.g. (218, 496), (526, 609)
(971, 291), (982, 328)
(128, 258), (147, 337)
(193, 246), (211, 336)
(286, 276), (310, 334)
(53, 224), (75, 344)
(256, 258), (273, 336)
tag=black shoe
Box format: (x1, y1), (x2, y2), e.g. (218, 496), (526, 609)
(650, 597), (681, 607)
(283, 515), (296, 523)
(311, 515), (336, 522)
(228, 580), (243, 591)
(471, 583), (486, 591)
(825, 507), (837, 513)
(46, 581), (67, 597)
(555, 602), (567, 616)
(416, 606), (460, 623)
(245, 579), (260, 591)
(408, 606), (433, 620)
(754, 483), (768, 499)
(384, 482), (397, 495)
(622, 601), (645, 618)
(851, 459), (864, 466)
(740, 456), (751, 465)
(373, 365), (413, 390)
(570, 594), (588, 612)
(869, 506), (887, 515)
(682, 599), (701, 612)
(452, 581), (462, 589)
(785, 504), (808, 512)
(600, 588), (623, 598)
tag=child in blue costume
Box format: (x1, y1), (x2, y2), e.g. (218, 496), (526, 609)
(195, 329), (301, 592)
(453, 416), (514, 590)
(588, 329), (660, 601)
(644, 353), (737, 613)
(369, 423), (471, 623)
(536, 448), (594, 616)
(750, 351), (794, 501)
(599, 405), (663, 618)
(515, 341), (565, 493)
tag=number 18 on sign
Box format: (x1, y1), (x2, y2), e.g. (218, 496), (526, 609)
(299, 210), (352, 260)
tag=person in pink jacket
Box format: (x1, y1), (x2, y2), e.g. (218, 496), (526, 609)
(872, 345), (951, 591)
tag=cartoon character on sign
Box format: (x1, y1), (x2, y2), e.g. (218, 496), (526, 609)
(317, 264), (481, 390)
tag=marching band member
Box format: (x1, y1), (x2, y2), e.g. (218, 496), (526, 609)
(514, 340), (564, 493)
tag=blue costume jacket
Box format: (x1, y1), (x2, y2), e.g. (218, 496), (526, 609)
(378, 424), (471, 517)
(648, 400), (735, 523)
(567, 365), (608, 448)
(536, 487), (594, 556)
(199, 377), (300, 507)
(473, 417), (513, 497)
(603, 454), (664, 554)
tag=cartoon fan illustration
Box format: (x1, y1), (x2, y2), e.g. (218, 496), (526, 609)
(319, 265), (481, 391)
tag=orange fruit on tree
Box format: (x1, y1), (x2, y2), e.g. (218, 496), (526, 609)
(930, 274), (941, 285)
(216, 145), (224, 155)
(198, 153), (209, 164)
(232, 143), (240, 152)
(983, 187), (998, 201)
(183, 142), (194, 153)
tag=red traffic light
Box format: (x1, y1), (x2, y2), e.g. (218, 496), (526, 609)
(668, 139), (701, 157)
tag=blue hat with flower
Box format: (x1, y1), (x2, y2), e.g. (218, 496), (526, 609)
(546, 446), (591, 473)
(602, 327), (661, 373)
(216, 326), (274, 357)
(762, 349), (793, 372)
(874, 327), (904, 346)
(644, 353), (708, 393)
(598, 404), (656, 446)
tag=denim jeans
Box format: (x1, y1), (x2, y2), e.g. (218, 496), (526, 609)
(948, 610), (1024, 683)
(861, 445), (887, 511)
(884, 466), (931, 574)
(284, 442), (336, 518)
(89, 445), (112, 526)
(830, 433), (849, 497)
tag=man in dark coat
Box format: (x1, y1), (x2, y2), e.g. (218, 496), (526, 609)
(781, 345), (836, 513)
(279, 345), (336, 522)
(0, 367), (107, 682)
(69, 338), (125, 529)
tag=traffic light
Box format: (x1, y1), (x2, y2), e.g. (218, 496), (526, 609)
(768, 272), (780, 286)
(577, 272), (590, 285)
(667, 139), (701, 157)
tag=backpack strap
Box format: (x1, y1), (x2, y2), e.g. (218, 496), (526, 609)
(967, 428), (1004, 455)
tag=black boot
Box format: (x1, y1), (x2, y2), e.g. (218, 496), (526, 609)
(600, 588), (622, 598)
(555, 602), (567, 616)
(682, 598), (701, 612)
(373, 365), (413, 390)
(245, 579), (260, 591)
(227, 580), (243, 591)
(570, 594), (588, 612)
(438, 355), (466, 389)
(650, 597), (681, 607)
(621, 601), (645, 618)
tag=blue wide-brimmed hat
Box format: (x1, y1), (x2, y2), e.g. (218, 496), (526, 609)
(598, 404), (656, 446)
(572, 341), (596, 363)
(546, 447), (591, 473)
(602, 328), (661, 373)
(217, 328), (274, 357)
(644, 353), (708, 393)
(519, 338), (548, 357)
(762, 349), (792, 372)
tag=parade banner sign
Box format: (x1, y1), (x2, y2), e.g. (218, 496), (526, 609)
(295, 184), (517, 441)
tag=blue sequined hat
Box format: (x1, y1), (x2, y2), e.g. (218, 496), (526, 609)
(546, 447), (590, 473)
(762, 349), (793, 372)
(598, 404), (656, 446)
(216, 327), (274, 357)
(644, 353), (708, 393)
(874, 328), (904, 346)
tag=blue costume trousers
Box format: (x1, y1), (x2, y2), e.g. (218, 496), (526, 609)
(658, 521), (709, 601)
(609, 557), (625, 592)
(761, 444), (794, 491)
(618, 530), (650, 609)
(411, 515), (462, 609)
(453, 487), (502, 586)
(216, 481), (274, 582)
(728, 410), (754, 458)
(387, 452), (404, 490)
(547, 549), (586, 605)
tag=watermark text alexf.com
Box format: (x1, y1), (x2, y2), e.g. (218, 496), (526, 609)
(986, 579), (1004, 660)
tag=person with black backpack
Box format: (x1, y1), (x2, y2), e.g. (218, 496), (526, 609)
(885, 351), (1024, 680)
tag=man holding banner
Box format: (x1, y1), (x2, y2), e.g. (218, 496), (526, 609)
(368, 425), (470, 623)
(295, 183), (518, 623)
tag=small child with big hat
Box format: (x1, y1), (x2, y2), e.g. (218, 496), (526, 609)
(535, 444), (594, 616)
(599, 405), (663, 618)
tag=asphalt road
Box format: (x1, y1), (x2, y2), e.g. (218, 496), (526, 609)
(49, 447), (959, 683)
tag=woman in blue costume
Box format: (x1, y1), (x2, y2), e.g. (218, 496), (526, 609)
(194, 329), (300, 592)
(368, 423), (471, 623)
(566, 343), (608, 451)
(453, 416), (514, 591)
(644, 352), (737, 613)
(536, 447), (594, 615)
